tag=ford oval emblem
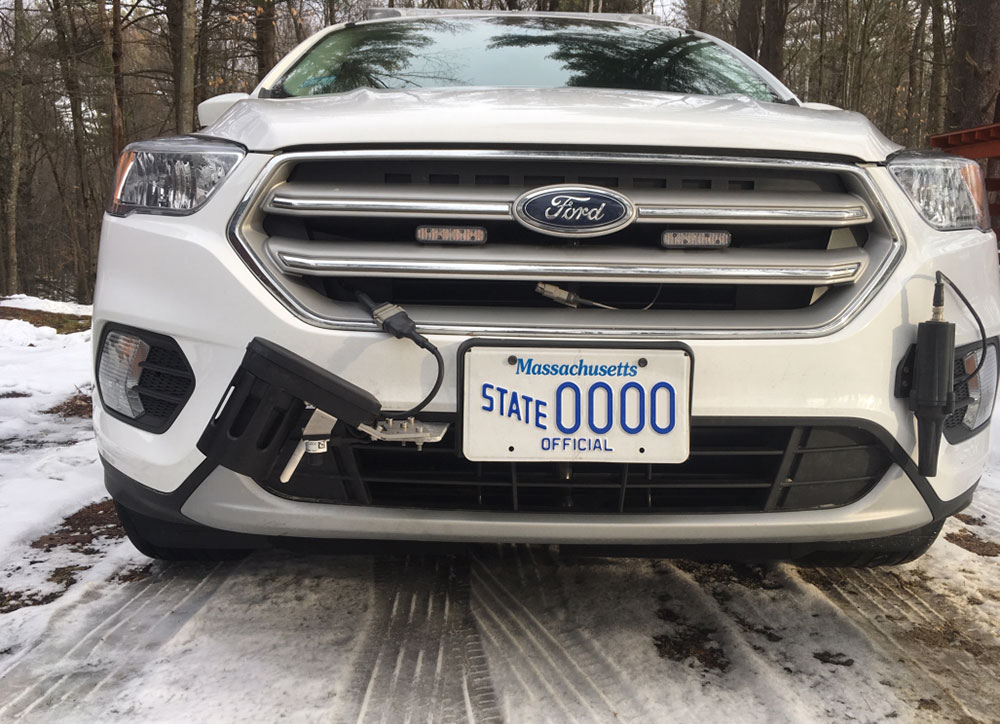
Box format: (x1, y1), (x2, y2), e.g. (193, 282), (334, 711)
(513, 185), (637, 238)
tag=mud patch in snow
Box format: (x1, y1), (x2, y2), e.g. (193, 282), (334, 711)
(0, 307), (90, 335)
(30, 499), (124, 555)
(109, 563), (154, 584)
(812, 651), (854, 667)
(42, 392), (93, 419)
(954, 512), (987, 527)
(944, 527), (1000, 556)
(653, 603), (730, 672)
(0, 566), (90, 614)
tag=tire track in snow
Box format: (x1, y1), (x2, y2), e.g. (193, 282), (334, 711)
(470, 546), (653, 724)
(347, 555), (501, 724)
(0, 560), (233, 720)
(796, 561), (999, 721)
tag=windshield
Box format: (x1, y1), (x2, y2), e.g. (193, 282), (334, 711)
(273, 16), (782, 102)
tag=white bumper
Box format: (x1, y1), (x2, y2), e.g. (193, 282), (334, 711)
(92, 154), (1000, 541)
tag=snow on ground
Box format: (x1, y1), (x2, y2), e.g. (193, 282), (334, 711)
(0, 295), (93, 317)
(0, 303), (999, 723)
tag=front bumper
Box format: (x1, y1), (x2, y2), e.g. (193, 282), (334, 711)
(93, 154), (1000, 544)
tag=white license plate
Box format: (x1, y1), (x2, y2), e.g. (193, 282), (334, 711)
(462, 346), (691, 463)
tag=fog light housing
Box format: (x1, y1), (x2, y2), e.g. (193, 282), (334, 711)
(95, 325), (195, 432)
(98, 331), (150, 418)
(960, 344), (998, 431)
(944, 340), (999, 443)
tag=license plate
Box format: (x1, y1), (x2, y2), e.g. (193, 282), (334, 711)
(462, 345), (691, 463)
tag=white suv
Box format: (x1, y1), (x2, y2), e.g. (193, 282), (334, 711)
(94, 10), (999, 564)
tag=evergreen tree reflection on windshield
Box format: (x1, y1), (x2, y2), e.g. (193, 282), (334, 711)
(274, 16), (781, 102)
(485, 17), (778, 101)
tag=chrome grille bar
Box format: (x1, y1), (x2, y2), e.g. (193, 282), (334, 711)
(264, 187), (873, 227)
(268, 239), (869, 285)
(267, 195), (511, 218)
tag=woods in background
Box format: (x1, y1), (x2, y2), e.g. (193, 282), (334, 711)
(0, 0), (998, 301)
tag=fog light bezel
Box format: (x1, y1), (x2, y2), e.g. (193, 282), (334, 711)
(943, 337), (1000, 444)
(95, 323), (196, 434)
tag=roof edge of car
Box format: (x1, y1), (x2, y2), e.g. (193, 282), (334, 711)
(365, 7), (667, 25)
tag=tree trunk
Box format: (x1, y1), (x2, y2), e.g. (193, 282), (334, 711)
(288, 0), (307, 44)
(759, 0), (789, 81)
(3, 0), (26, 294)
(50, 0), (96, 301)
(256, 0), (277, 82)
(927, 0), (947, 134)
(166, 0), (196, 132)
(179, 0), (196, 131)
(196, 0), (215, 106)
(112, 0), (126, 157)
(815, 0), (827, 101)
(905, 0), (929, 146)
(37, 136), (87, 302)
(946, 0), (1000, 131)
(734, 0), (762, 60)
(98, 0), (127, 159)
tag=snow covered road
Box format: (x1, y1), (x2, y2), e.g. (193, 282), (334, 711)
(1, 302), (999, 723)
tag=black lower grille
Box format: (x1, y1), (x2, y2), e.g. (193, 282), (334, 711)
(134, 344), (195, 427)
(264, 422), (894, 514)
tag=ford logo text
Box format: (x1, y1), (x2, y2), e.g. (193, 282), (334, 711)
(513, 185), (637, 237)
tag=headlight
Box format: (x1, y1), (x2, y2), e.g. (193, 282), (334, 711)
(107, 137), (244, 216)
(887, 151), (990, 232)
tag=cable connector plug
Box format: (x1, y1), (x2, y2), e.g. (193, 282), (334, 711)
(931, 277), (946, 322)
(372, 302), (434, 350)
(536, 282), (582, 308)
(356, 291), (433, 350)
(535, 282), (617, 310)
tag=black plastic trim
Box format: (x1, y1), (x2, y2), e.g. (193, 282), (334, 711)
(95, 323), (196, 434)
(696, 415), (971, 520)
(103, 454), (215, 525)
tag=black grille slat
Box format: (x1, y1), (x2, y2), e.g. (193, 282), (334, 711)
(139, 360), (194, 379)
(134, 340), (195, 430)
(264, 423), (892, 514)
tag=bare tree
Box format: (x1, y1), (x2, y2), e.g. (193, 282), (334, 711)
(734, 0), (761, 60)
(759, 0), (788, 81)
(928, 0), (947, 134)
(946, 0), (1000, 130)
(2, 0), (26, 293)
(50, 0), (97, 300)
(256, 0), (277, 81)
(904, 0), (929, 146)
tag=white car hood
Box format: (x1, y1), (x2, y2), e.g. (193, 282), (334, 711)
(203, 87), (901, 162)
